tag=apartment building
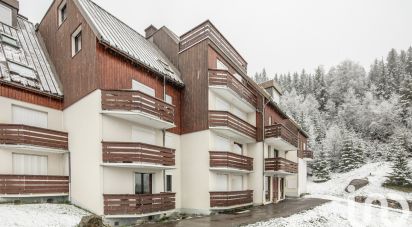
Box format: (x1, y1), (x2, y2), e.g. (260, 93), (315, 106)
(0, 0), (314, 224)
(0, 0), (69, 202)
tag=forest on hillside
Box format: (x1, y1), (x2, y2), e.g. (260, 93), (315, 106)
(253, 47), (412, 177)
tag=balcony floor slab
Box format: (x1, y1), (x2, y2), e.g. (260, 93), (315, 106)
(209, 167), (253, 174)
(101, 163), (176, 171)
(0, 144), (68, 154)
(210, 127), (256, 144)
(264, 137), (297, 151)
(101, 111), (175, 129)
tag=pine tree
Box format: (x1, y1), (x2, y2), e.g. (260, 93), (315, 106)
(314, 66), (328, 111)
(386, 49), (402, 93)
(406, 47), (412, 76)
(312, 151), (331, 182)
(376, 59), (391, 99)
(399, 74), (412, 124)
(385, 137), (412, 187)
(339, 133), (357, 172)
(353, 141), (365, 167)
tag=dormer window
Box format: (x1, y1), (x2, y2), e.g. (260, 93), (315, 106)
(0, 3), (12, 26)
(58, 0), (67, 26)
(71, 26), (82, 56)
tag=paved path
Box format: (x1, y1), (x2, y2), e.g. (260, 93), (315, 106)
(140, 198), (329, 227)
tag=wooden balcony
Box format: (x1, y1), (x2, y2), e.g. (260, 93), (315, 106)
(209, 69), (257, 112)
(0, 124), (68, 152)
(209, 111), (256, 143)
(209, 151), (253, 172)
(101, 90), (175, 129)
(265, 157), (298, 176)
(0, 175), (69, 196)
(210, 190), (253, 208)
(102, 142), (175, 169)
(103, 193), (176, 216)
(302, 150), (314, 161)
(264, 124), (298, 150)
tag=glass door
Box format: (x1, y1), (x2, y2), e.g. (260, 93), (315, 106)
(135, 173), (152, 194)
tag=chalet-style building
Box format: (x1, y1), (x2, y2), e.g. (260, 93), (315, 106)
(0, 0), (313, 225)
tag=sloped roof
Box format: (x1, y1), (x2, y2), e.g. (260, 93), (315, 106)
(0, 16), (62, 96)
(75, 0), (183, 85)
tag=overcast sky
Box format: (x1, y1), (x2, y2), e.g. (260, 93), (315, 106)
(20, 0), (412, 77)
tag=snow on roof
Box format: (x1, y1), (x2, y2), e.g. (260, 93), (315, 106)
(76, 0), (183, 86)
(0, 16), (62, 96)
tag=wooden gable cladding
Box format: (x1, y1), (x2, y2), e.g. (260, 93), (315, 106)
(96, 44), (182, 134)
(0, 83), (63, 109)
(264, 102), (286, 126)
(38, 0), (98, 108)
(298, 132), (308, 158)
(178, 39), (209, 134)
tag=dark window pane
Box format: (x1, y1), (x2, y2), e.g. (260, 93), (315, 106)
(61, 5), (67, 22)
(166, 175), (172, 192)
(135, 173), (142, 194)
(74, 32), (82, 53)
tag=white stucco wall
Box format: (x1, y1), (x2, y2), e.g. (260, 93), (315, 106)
(63, 90), (103, 215)
(180, 130), (210, 214)
(248, 142), (264, 205)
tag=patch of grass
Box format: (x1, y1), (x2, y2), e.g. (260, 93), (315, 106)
(382, 183), (412, 192)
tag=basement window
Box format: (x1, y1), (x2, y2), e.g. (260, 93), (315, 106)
(8, 62), (37, 80)
(71, 26), (82, 56)
(58, 0), (67, 26)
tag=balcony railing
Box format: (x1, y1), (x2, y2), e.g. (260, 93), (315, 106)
(302, 150), (314, 160)
(210, 190), (253, 208)
(0, 175), (69, 195)
(209, 69), (257, 107)
(265, 124), (298, 147)
(209, 111), (256, 139)
(0, 124), (68, 150)
(265, 157), (298, 174)
(209, 151), (253, 171)
(103, 193), (176, 215)
(101, 90), (175, 124)
(102, 142), (175, 166)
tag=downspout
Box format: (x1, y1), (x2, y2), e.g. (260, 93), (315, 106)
(68, 151), (72, 202)
(162, 75), (166, 193)
(261, 98), (271, 204)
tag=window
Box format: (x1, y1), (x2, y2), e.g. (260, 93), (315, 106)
(13, 154), (48, 175)
(265, 176), (271, 201)
(216, 59), (228, 70)
(135, 173), (152, 194)
(165, 94), (173, 105)
(166, 174), (172, 192)
(8, 62), (36, 80)
(71, 26), (82, 56)
(1, 34), (18, 47)
(12, 105), (48, 128)
(58, 1), (67, 26)
(268, 116), (272, 125)
(233, 143), (243, 155)
(0, 3), (12, 26)
(132, 126), (156, 145)
(132, 80), (155, 97)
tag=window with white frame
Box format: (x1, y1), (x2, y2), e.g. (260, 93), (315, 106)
(268, 116), (272, 125)
(71, 26), (82, 56)
(12, 105), (48, 128)
(165, 94), (173, 105)
(166, 174), (172, 192)
(13, 154), (48, 175)
(58, 0), (67, 26)
(0, 3), (12, 26)
(216, 59), (228, 70)
(132, 80), (155, 97)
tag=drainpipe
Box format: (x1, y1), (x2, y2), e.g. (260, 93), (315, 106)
(261, 98), (271, 204)
(162, 75), (166, 193)
(68, 151), (72, 202)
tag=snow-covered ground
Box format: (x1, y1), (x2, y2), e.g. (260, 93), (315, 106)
(247, 200), (412, 227)
(307, 161), (412, 200)
(0, 203), (89, 227)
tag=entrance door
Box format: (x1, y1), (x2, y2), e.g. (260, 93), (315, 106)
(280, 178), (285, 200)
(135, 173), (152, 195)
(273, 177), (278, 203)
(265, 176), (271, 202)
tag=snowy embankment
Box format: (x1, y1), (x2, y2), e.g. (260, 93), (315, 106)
(307, 161), (412, 200)
(0, 203), (89, 227)
(247, 200), (412, 227)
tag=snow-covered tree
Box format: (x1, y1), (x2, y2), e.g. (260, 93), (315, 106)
(399, 74), (412, 125)
(385, 136), (412, 187)
(253, 68), (269, 83)
(339, 132), (358, 172)
(312, 151), (331, 182)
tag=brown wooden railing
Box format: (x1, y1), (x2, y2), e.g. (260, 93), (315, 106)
(209, 69), (257, 107)
(265, 124), (298, 148)
(209, 151), (253, 171)
(101, 90), (175, 124)
(103, 193), (176, 215)
(265, 157), (298, 174)
(0, 124), (68, 150)
(0, 175), (69, 195)
(210, 190), (253, 207)
(302, 150), (314, 159)
(209, 111), (256, 139)
(102, 142), (175, 166)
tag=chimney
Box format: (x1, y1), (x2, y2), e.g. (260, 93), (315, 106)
(145, 25), (158, 39)
(259, 79), (283, 104)
(0, 0), (19, 27)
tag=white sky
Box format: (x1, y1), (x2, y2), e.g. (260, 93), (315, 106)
(20, 0), (412, 76)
